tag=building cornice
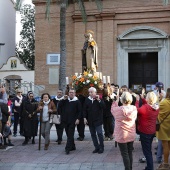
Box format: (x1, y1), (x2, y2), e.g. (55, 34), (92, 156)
(72, 12), (115, 22)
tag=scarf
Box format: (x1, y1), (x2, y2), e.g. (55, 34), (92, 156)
(17, 95), (23, 100)
(43, 99), (50, 105)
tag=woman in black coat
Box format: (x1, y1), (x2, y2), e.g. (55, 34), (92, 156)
(22, 91), (38, 145)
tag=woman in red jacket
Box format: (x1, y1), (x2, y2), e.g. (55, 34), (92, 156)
(136, 92), (159, 170)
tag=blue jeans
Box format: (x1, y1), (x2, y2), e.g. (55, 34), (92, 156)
(140, 132), (155, 170)
(89, 125), (104, 150)
(157, 140), (163, 162)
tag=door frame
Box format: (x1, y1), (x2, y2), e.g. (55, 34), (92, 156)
(117, 26), (169, 89)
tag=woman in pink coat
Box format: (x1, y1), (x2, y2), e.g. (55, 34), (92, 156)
(111, 92), (137, 170)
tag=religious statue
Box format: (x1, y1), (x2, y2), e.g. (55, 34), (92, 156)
(81, 30), (98, 73)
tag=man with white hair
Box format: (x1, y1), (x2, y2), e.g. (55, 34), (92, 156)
(83, 87), (105, 154)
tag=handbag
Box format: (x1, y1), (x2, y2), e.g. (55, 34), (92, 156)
(156, 111), (170, 131)
(49, 114), (61, 124)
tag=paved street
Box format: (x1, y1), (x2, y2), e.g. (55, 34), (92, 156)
(0, 125), (160, 170)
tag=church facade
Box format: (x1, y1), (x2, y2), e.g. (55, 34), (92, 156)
(33, 0), (170, 94)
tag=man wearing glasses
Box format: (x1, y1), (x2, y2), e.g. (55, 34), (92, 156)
(13, 89), (24, 137)
(58, 88), (82, 155)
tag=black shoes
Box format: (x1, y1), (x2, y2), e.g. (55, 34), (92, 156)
(13, 134), (17, 137)
(98, 149), (104, 154)
(92, 148), (104, 154)
(58, 141), (61, 145)
(0, 145), (6, 149)
(70, 146), (76, 151)
(22, 141), (28, 146)
(92, 149), (99, 153)
(65, 150), (70, 155)
(77, 137), (84, 141)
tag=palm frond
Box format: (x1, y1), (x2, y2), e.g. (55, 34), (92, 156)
(94, 0), (103, 12)
(45, 0), (52, 20)
(163, 0), (169, 5)
(15, 0), (22, 11)
(75, 0), (87, 23)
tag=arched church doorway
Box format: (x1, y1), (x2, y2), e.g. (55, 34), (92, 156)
(117, 26), (170, 90)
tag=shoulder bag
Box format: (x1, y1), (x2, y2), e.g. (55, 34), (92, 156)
(156, 111), (170, 131)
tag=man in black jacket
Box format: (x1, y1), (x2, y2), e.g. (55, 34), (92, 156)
(52, 89), (64, 145)
(58, 88), (82, 155)
(83, 87), (105, 154)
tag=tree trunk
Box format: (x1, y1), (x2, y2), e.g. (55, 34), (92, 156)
(59, 0), (67, 92)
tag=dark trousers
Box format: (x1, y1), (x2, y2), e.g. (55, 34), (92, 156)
(118, 141), (134, 170)
(64, 123), (76, 151)
(103, 116), (113, 138)
(77, 118), (85, 138)
(55, 123), (64, 141)
(14, 112), (23, 135)
(89, 124), (104, 150)
(140, 133), (155, 170)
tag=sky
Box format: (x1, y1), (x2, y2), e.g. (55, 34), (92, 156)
(16, 0), (33, 44)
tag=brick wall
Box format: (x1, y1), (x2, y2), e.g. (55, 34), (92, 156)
(33, 0), (170, 95)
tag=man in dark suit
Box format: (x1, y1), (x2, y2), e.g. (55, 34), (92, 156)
(83, 87), (105, 154)
(58, 88), (82, 155)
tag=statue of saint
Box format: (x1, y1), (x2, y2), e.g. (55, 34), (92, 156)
(81, 30), (98, 72)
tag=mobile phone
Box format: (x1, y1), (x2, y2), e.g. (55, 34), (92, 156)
(158, 87), (161, 94)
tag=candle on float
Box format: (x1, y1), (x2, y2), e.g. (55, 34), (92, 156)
(95, 72), (99, 78)
(107, 76), (110, 84)
(103, 76), (106, 84)
(99, 72), (102, 79)
(66, 77), (69, 85)
(75, 73), (78, 76)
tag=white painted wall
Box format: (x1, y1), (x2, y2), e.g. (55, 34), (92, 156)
(0, 56), (34, 94)
(0, 0), (16, 68)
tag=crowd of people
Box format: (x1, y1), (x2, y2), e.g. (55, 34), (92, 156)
(0, 82), (170, 170)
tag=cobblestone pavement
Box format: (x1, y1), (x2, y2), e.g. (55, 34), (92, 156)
(0, 126), (160, 170)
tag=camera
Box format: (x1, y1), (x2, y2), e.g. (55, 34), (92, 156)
(158, 86), (162, 94)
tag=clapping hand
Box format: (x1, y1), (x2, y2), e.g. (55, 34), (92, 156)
(39, 106), (43, 110)
(64, 95), (68, 100)
(136, 94), (140, 101)
(84, 118), (88, 125)
(48, 109), (53, 113)
(75, 119), (80, 125)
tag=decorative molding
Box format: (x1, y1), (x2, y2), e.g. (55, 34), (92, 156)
(118, 26), (169, 40)
(0, 56), (30, 70)
(72, 12), (115, 22)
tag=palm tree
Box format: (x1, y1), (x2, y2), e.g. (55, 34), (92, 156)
(16, 0), (102, 92)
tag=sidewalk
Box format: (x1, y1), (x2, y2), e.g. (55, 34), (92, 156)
(0, 125), (159, 170)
